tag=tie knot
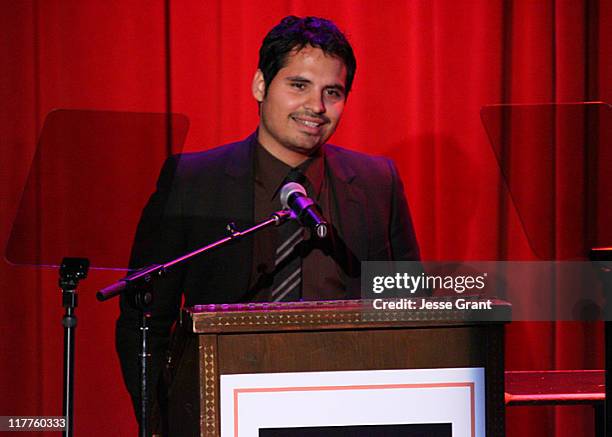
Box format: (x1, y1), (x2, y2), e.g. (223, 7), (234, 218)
(285, 169), (306, 185)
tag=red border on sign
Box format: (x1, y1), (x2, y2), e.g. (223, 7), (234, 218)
(232, 382), (476, 437)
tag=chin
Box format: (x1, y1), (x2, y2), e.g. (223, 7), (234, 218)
(295, 136), (328, 151)
(290, 143), (323, 156)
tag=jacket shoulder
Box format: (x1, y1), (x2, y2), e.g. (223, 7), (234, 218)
(325, 144), (395, 182)
(169, 137), (251, 179)
(176, 139), (245, 165)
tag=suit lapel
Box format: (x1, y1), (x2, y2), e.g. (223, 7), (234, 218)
(325, 146), (369, 262)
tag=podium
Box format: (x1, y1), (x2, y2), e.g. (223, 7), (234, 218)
(164, 299), (509, 437)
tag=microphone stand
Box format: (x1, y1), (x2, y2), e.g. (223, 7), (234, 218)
(97, 210), (291, 437)
(59, 258), (89, 437)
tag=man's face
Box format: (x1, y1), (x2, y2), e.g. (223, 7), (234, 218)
(253, 45), (348, 166)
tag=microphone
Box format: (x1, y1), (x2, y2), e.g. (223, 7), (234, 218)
(280, 182), (328, 238)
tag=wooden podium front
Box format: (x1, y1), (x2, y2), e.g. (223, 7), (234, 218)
(164, 299), (509, 437)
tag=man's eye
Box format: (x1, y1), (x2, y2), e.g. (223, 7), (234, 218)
(291, 83), (306, 90)
(326, 89), (343, 99)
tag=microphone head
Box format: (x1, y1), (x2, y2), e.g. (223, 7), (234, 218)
(280, 182), (307, 209)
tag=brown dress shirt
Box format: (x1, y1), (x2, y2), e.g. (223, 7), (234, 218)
(248, 141), (345, 301)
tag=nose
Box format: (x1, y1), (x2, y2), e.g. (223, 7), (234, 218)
(304, 90), (325, 114)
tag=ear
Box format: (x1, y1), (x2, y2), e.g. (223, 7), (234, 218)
(252, 69), (266, 102)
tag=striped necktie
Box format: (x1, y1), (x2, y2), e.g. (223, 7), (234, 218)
(271, 170), (306, 301)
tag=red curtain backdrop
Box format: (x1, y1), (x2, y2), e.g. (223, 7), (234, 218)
(1, 1), (610, 435)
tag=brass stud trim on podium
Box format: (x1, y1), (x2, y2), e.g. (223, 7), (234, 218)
(199, 335), (218, 437)
(187, 299), (510, 334)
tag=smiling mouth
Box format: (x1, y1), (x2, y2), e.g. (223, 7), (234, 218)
(291, 116), (326, 129)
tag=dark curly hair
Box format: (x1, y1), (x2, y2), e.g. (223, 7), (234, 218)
(258, 16), (357, 97)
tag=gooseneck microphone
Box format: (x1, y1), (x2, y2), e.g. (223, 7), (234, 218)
(280, 182), (329, 238)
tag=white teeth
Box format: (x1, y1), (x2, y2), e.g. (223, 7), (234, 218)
(294, 117), (320, 128)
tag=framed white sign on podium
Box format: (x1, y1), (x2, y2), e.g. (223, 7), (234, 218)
(221, 367), (485, 437)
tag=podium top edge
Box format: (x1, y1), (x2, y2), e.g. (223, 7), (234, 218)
(185, 298), (511, 315)
(181, 299), (511, 334)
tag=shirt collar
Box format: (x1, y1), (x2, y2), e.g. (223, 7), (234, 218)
(254, 141), (325, 202)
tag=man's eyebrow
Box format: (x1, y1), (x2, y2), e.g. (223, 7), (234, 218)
(285, 76), (345, 93)
(285, 76), (311, 83)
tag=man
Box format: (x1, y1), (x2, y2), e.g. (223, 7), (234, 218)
(117, 15), (420, 422)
